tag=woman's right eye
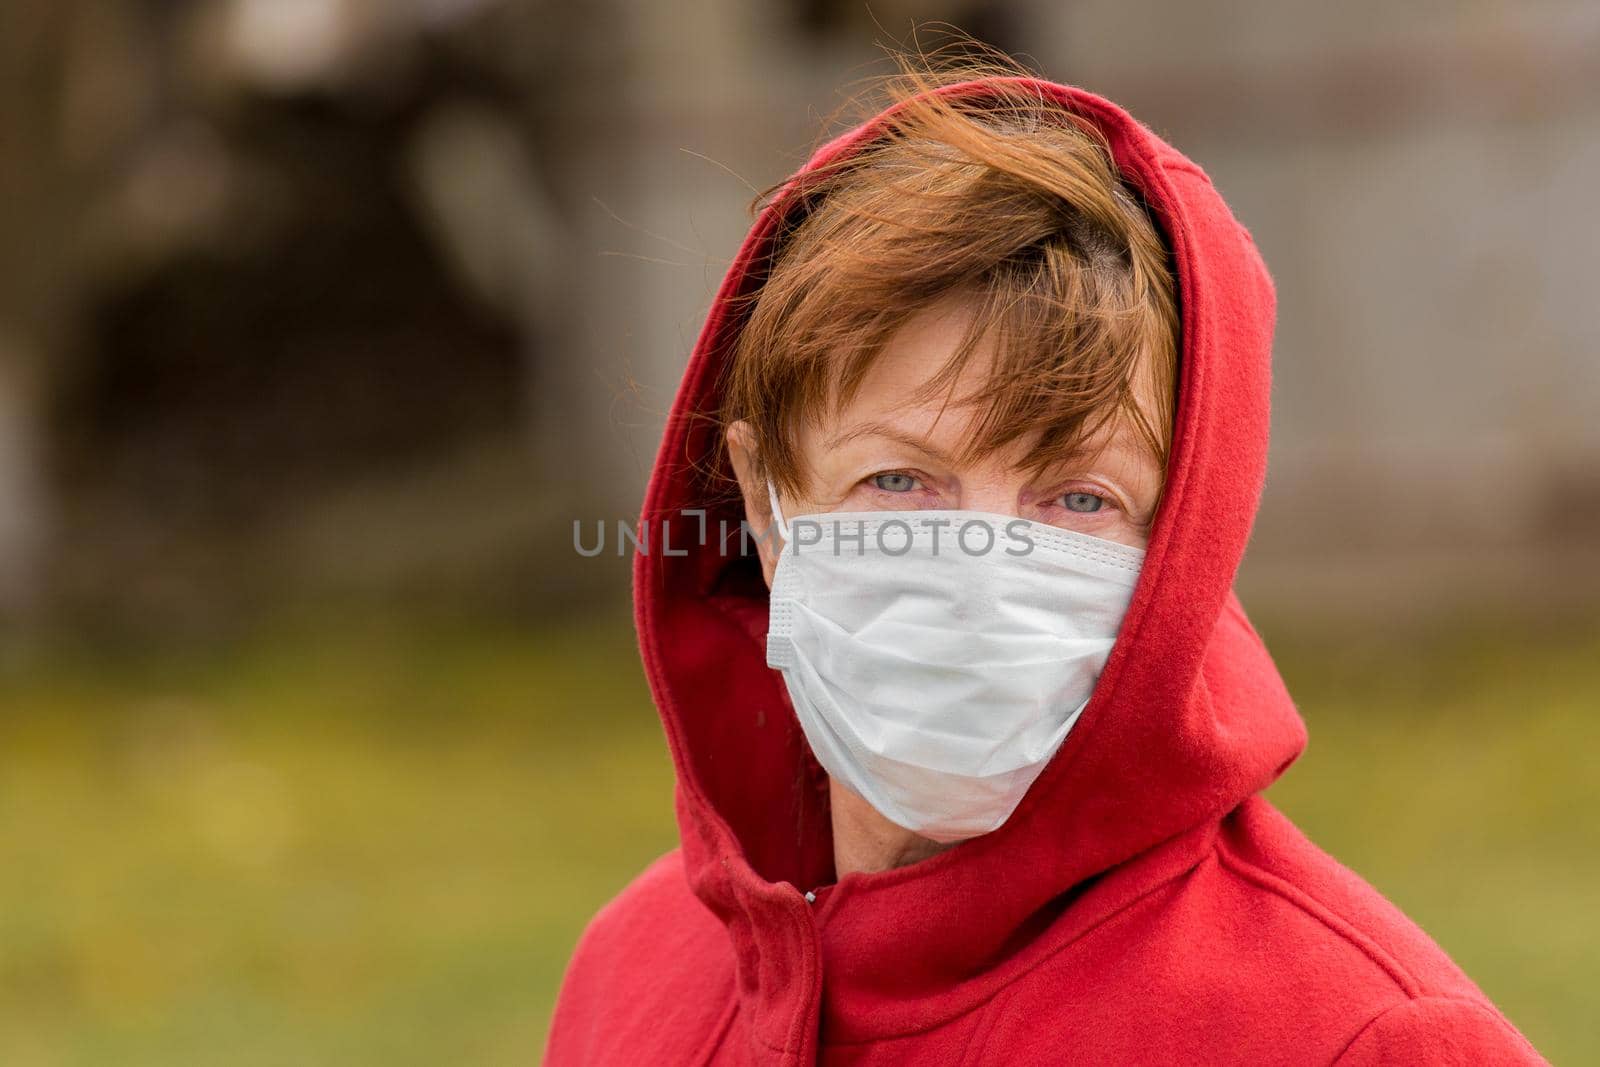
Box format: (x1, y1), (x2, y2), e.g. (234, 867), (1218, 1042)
(870, 472), (919, 493)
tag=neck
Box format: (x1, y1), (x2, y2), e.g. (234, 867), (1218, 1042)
(829, 778), (950, 877)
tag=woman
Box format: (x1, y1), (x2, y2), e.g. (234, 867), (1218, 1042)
(545, 59), (1545, 1065)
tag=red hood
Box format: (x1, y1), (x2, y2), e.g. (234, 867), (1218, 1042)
(632, 78), (1307, 1049)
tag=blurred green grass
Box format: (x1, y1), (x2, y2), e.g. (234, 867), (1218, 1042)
(0, 607), (1593, 1064)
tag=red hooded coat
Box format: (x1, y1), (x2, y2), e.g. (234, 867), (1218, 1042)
(544, 79), (1546, 1066)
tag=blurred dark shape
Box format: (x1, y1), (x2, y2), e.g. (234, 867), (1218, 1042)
(0, 0), (595, 635)
(64, 94), (523, 525)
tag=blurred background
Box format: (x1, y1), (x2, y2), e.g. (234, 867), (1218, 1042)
(0, 1), (1596, 1063)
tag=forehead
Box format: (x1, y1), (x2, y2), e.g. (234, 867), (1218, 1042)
(814, 293), (1162, 462)
(844, 297), (985, 406)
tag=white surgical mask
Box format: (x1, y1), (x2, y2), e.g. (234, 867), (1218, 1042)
(764, 483), (1144, 843)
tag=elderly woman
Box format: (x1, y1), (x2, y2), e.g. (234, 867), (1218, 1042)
(545, 59), (1544, 1066)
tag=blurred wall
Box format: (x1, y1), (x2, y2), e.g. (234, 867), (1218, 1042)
(1029, 0), (1600, 616)
(0, 0), (1595, 634)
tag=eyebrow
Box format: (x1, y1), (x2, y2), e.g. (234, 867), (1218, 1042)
(824, 422), (959, 465)
(825, 419), (1142, 470)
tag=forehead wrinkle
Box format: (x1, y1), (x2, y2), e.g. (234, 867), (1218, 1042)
(822, 421), (960, 466)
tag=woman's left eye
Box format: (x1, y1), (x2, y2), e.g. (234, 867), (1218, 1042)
(871, 472), (919, 493)
(1061, 491), (1108, 514)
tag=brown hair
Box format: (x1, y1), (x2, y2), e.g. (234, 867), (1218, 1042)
(718, 53), (1179, 503)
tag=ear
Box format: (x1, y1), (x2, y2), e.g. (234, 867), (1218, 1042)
(725, 420), (782, 587)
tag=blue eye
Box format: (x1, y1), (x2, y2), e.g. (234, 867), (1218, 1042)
(1063, 492), (1105, 513)
(872, 472), (918, 493)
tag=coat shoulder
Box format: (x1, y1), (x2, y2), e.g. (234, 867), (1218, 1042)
(1217, 798), (1546, 1063)
(1331, 995), (1546, 1065)
(544, 849), (737, 1065)
(985, 798), (1545, 1065)
(1222, 798), (1485, 1000)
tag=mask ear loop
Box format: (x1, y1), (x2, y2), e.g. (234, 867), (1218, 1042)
(765, 480), (791, 544)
